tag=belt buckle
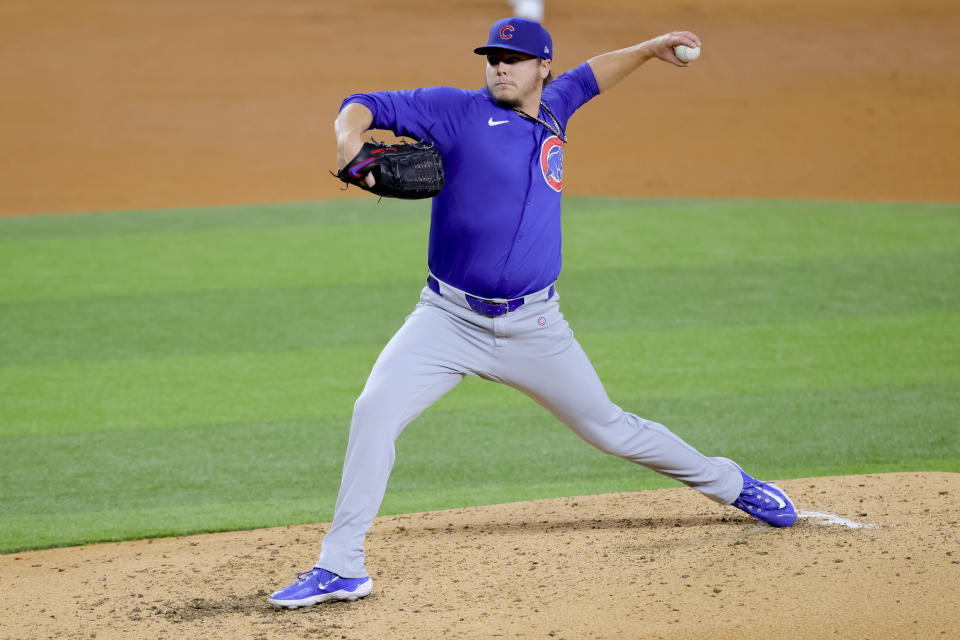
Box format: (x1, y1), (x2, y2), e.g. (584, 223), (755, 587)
(490, 299), (507, 317)
(466, 293), (512, 317)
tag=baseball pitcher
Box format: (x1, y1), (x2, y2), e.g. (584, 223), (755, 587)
(268, 17), (797, 609)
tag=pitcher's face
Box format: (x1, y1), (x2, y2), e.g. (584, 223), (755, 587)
(485, 50), (549, 108)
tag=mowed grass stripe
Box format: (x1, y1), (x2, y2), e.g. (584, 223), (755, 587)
(0, 199), (431, 241)
(2, 382), (956, 552)
(2, 313), (956, 435)
(3, 200), (958, 303)
(3, 251), (957, 366)
(562, 200), (960, 272)
(0, 222), (430, 303)
(562, 250), (960, 333)
(0, 281), (420, 366)
(2, 197), (956, 242)
(0, 499), (336, 554)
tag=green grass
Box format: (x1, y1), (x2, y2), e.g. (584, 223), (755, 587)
(1, 197), (958, 553)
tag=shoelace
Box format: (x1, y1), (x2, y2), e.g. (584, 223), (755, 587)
(296, 568), (339, 590)
(296, 569), (319, 583)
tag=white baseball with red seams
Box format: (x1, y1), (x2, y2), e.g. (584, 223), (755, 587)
(674, 44), (701, 62)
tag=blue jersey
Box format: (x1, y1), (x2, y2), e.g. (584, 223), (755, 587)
(341, 62), (600, 299)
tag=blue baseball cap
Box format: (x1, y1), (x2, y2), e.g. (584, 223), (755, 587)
(474, 17), (553, 60)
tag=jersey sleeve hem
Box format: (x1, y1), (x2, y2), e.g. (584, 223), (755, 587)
(339, 94), (379, 117)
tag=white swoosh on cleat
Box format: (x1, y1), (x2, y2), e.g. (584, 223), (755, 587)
(759, 487), (787, 509)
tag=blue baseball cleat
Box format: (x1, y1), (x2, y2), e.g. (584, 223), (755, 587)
(721, 458), (798, 528)
(268, 567), (372, 609)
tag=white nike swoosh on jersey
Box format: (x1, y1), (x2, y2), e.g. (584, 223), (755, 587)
(488, 117), (510, 126)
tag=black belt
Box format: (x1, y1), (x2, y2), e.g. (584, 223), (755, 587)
(426, 275), (554, 317)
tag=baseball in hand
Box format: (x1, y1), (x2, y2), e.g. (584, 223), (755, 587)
(674, 44), (701, 63)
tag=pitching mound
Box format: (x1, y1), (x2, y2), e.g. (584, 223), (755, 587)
(2, 472), (956, 639)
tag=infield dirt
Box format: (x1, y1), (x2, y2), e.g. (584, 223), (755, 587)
(1, 0), (958, 638)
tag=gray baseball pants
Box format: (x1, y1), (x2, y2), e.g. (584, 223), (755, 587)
(316, 276), (743, 578)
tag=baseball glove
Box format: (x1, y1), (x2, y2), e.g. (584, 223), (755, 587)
(335, 140), (444, 199)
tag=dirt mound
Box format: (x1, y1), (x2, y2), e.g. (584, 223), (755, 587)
(2, 472), (957, 639)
